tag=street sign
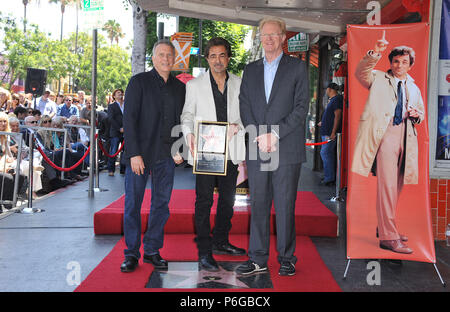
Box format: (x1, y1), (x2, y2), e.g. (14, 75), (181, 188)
(82, 0), (104, 11)
(82, 0), (104, 29)
(190, 47), (199, 55)
(288, 33), (309, 52)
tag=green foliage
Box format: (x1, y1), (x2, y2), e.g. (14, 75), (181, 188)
(0, 14), (131, 107)
(0, 14), (75, 88)
(146, 13), (250, 76)
(65, 32), (131, 106)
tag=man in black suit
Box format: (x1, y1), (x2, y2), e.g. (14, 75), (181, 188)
(120, 39), (185, 273)
(107, 88), (125, 176)
(236, 17), (309, 277)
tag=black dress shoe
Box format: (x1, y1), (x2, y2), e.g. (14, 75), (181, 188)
(198, 254), (220, 272)
(212, 242), (246, 255)
(143, 254), (168, 269)
(319, 180), (335, 186)
(120, 256), (139, 273)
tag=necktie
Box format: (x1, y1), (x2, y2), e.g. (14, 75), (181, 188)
(393, 81), (403, 125)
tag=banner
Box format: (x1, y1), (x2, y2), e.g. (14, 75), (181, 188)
(436, 0), (450, 161)
(170, 32), (194, 72)
(346, 23), (435, 262)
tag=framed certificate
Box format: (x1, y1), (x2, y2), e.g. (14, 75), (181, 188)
(193, 121), (229, 176)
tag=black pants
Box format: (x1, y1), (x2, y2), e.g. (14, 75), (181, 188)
(0, 172), (26, 201)
(195, 161), (238, 256)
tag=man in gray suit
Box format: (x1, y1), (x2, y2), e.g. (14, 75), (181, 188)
(236, 17), (309, 276)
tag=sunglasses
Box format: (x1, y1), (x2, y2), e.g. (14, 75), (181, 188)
(41, 120), (50, 124)
(30, 121), (38, 124)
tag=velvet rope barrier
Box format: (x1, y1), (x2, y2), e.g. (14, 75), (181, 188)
(97, 139), (124, 158)
(35, 136), (96, 172)
(305, 139), (332, 146)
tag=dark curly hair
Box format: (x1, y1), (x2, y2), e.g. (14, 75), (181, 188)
(204, 37), (232, 58)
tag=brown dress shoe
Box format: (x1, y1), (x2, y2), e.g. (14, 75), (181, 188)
(376, 228), (408, 242)
(379, 239), (413, 254)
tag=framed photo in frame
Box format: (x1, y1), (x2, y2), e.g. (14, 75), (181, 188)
(193, 121), (229, 176)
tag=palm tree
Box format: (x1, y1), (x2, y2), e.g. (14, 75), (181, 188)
(22, 0), (35, 33)
(102, 20), (125, 46)
(49, 0), (76, 41)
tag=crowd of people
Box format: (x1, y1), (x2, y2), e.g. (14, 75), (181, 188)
(0, 87), (125, 211)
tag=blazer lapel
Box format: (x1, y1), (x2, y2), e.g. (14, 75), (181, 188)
(149, 70), (162, 114)
(255, 60), (267, 105)
(116, 102), (123, 116)
(386, 70), (398, 99)
(227, 72), (236, 120)
(267, 54), (288, 106)
(202, 70), (217, 121)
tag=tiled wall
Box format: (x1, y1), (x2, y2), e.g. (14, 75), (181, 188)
(430, 179), (449, 240)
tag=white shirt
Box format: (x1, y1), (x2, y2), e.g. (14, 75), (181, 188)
(37, 97), (52, 113)
(263, 52), (283, 103)
(43, 101), (58, 116)
(117, 101), (124, 114)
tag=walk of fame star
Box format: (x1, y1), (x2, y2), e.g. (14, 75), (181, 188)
(199, 125), (225, 153)
(146, 262), (273, 289)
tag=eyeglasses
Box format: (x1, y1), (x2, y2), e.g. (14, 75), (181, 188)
(259, 33), (283, 39)
(65, 99), (72, 102)
(41, 120), (50, 124)
(29, 121), (38, 124)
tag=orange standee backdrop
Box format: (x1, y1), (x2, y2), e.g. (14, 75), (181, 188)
(346, 23), (435, 263)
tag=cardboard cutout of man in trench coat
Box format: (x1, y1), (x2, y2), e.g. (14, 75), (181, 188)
(351, 32), (425, 255)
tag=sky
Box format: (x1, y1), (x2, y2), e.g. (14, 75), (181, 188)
(0, 0), (134, 49)
(0, 0), (253, 57)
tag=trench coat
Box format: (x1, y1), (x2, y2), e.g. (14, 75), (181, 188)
(351, 51), (425, 185)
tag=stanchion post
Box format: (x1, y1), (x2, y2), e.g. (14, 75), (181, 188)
(21, 131), (43, 214)
(88, 28), (97, 198)
(27, 131), (34, 208)
(93, 128), (108, 193)
(95, 128), (99, 189)
(61, 129), (67, 180)
(335, 133), (342, 198)
(331, 133), (344, 202)
(11, 133), (23, 208)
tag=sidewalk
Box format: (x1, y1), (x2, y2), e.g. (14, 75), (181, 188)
(0, 156), (448, 292)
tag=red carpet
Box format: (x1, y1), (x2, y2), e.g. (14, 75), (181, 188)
(75, 234), (341, 292)
(94, 190), (338, 237)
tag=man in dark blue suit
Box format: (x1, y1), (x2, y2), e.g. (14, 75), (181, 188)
(120, 39), (185, 273)
(237, 17), (309, 277)
(107, 88), (125, 176)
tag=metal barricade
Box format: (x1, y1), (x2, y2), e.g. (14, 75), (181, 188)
(63, 123), (91, 174)
(20, 125), (69, 179)
(63, 123), (107, 192)
(0, 131), (23, 212)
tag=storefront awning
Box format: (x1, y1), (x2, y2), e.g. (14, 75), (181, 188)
(136, 0), (393, 35)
